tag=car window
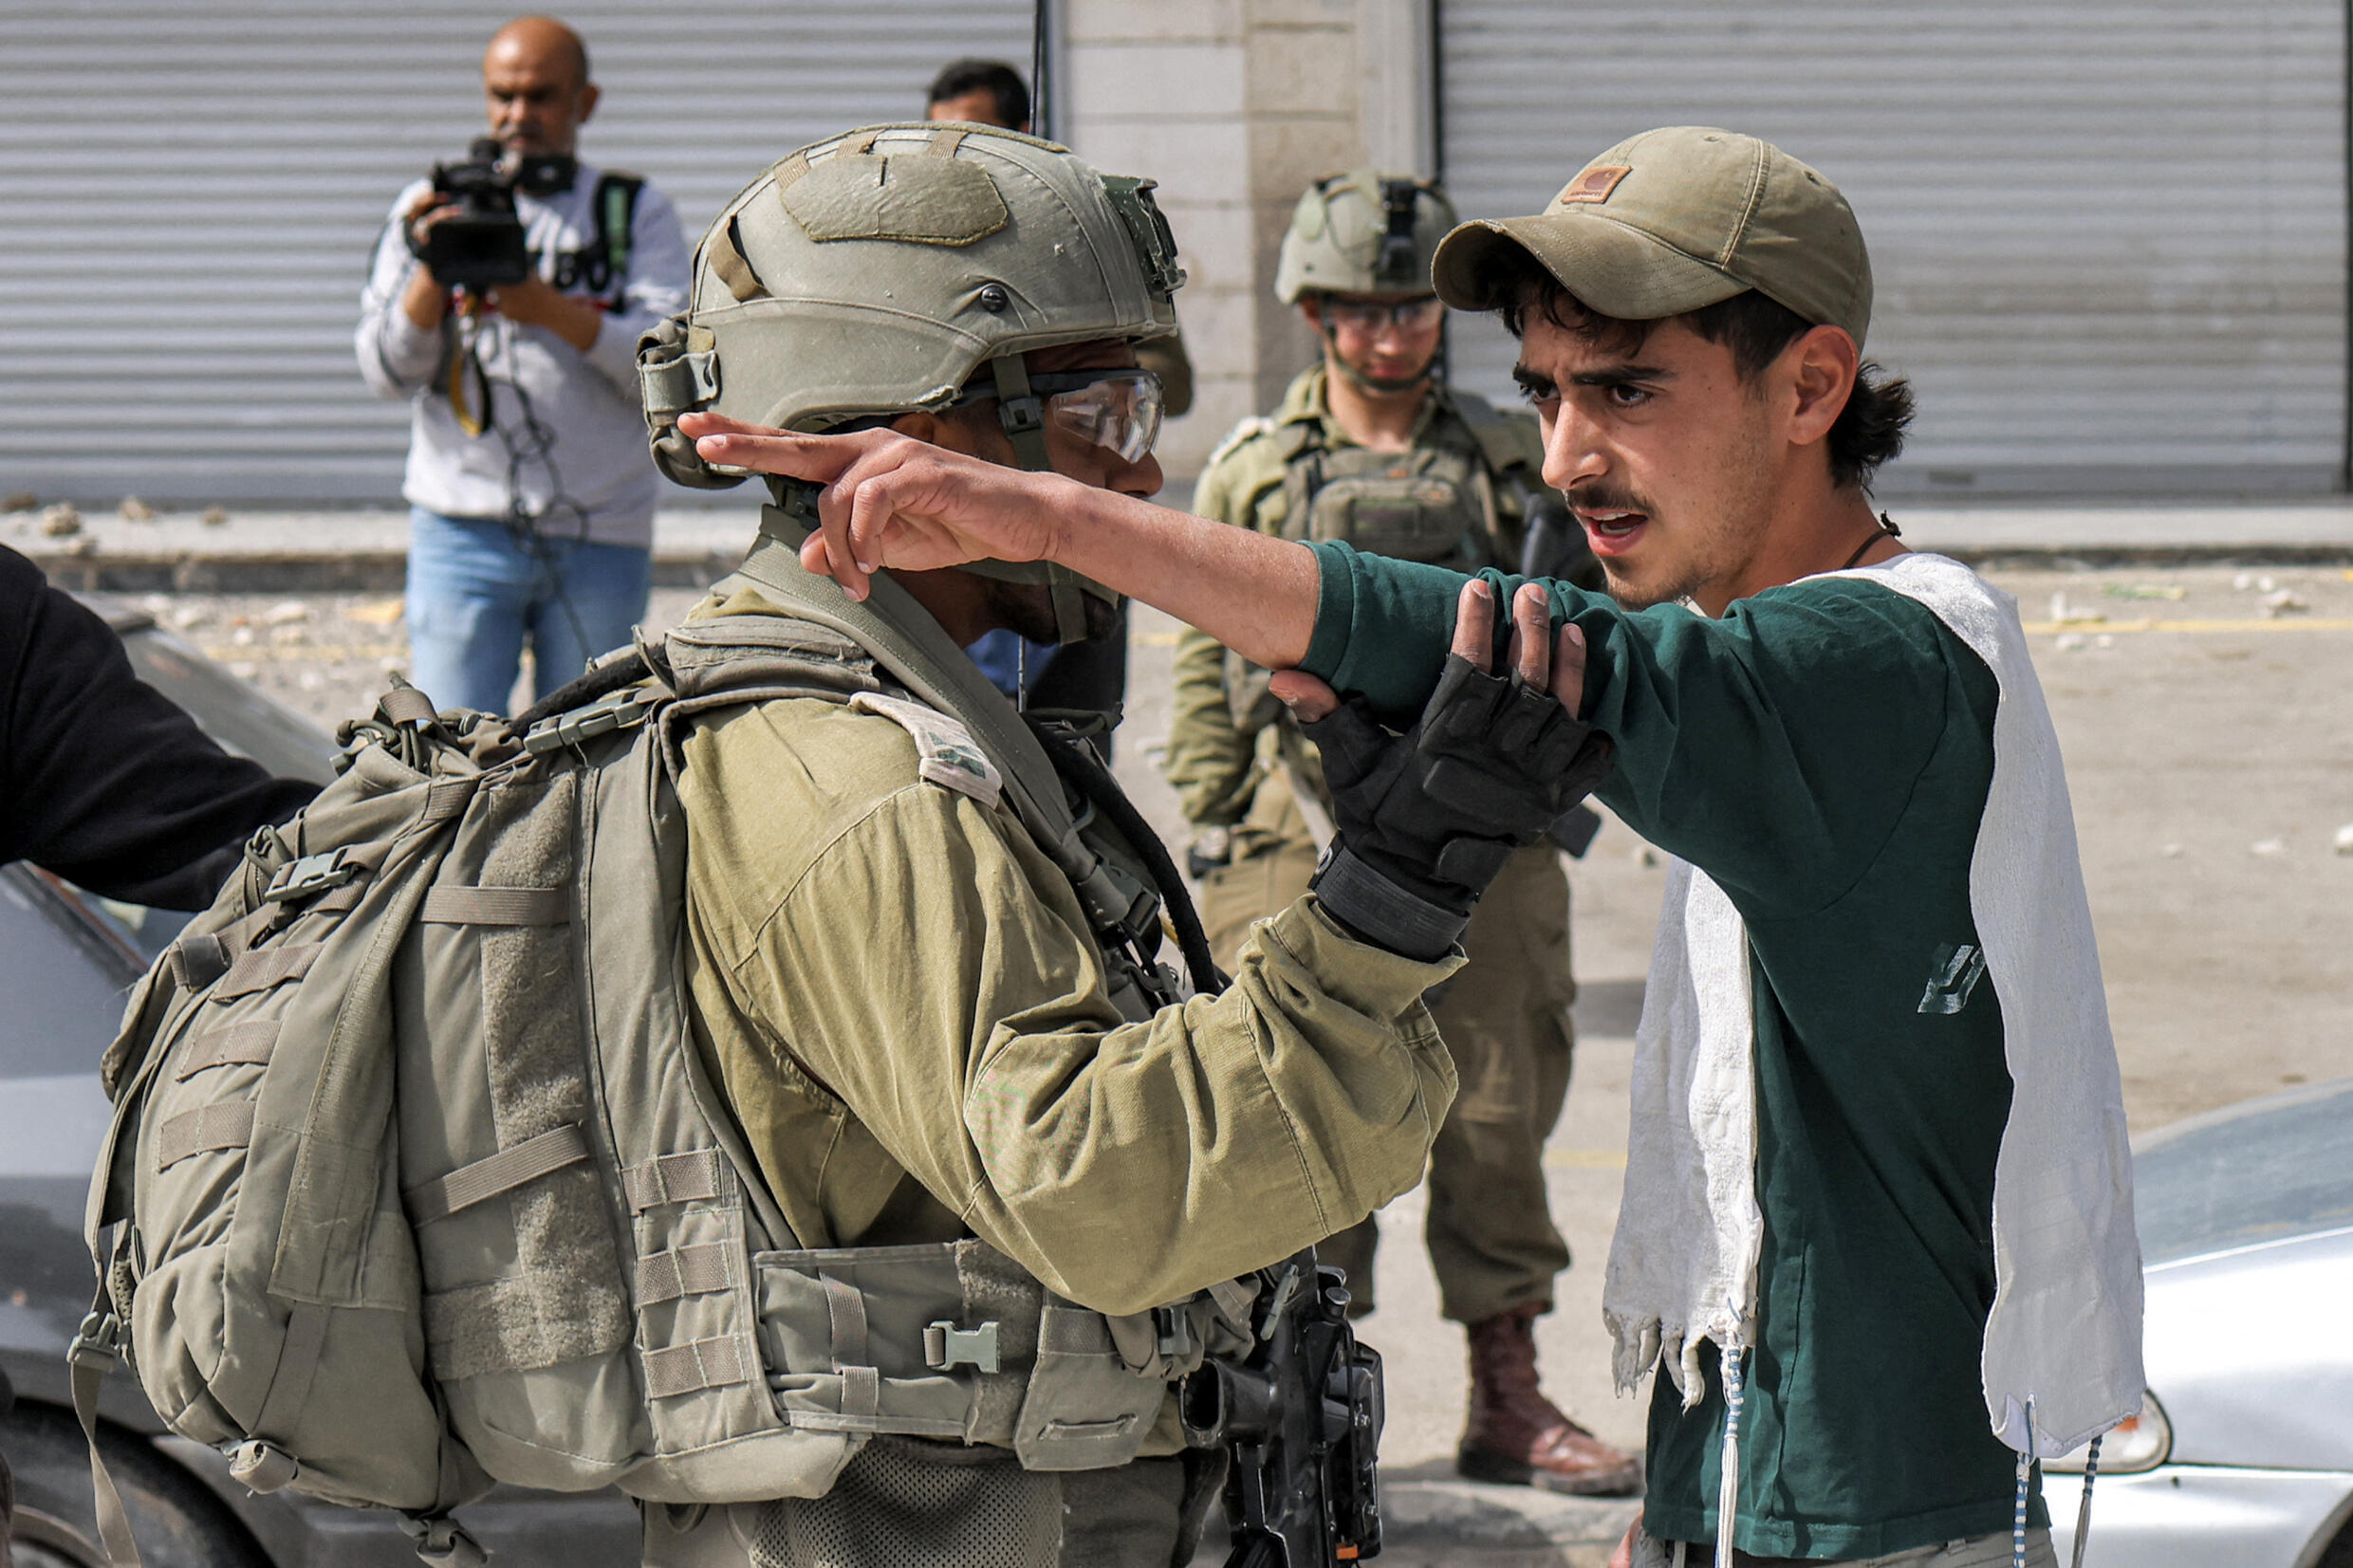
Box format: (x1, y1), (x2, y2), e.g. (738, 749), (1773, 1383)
(0, 865), (140, 1079)
(2134, 1079), (2353, 1265)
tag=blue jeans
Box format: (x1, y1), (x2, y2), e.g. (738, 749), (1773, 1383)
(404, 507), (651, 715)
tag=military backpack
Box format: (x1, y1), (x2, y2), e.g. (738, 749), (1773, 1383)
(73, 515), (1241, 1567)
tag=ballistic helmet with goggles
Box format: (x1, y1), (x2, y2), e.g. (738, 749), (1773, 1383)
(1275, 169), (1458, 303)
(638, 121), (1185, 642)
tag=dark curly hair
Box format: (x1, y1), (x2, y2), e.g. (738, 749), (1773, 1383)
(1487, 249), (1914, 491)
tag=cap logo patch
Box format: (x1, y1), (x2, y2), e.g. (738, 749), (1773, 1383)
(1557, 165), (1631, 206)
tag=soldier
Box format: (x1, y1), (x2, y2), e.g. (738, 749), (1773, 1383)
(1163, 170), (1640, 1496)
(639, 124), (1605, 1566)
(924, 57), (1193, 720)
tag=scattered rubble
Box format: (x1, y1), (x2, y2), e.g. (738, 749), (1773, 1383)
(2260, 588), (2309, 617)
(3, 491), (36, 512)
(348, 597), (405, 625)
(2251, 838), (2288, 858)
(200, 505), (229, 526)
(39, 504), (81, 537)
(169, 605), (212, 631)
(264, 600), (311, 625)
(2048, 591), (2104, 625)
(2055, 632), (2089, 652)
(118, 496), (156, 522)
(2334, 824), (2353, 857)
(2103, 583), (2186, 601)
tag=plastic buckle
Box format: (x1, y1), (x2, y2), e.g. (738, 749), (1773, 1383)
(1152, 1304), (1195, 1362)
(997, 394), (1047, 436)
(264, 847), (360, 903)
(68, 1310), (122, 1371)
(923, 1319), (1001, 1374)
(522, 685), (662, 755)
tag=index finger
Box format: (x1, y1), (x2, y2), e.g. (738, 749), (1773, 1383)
(689, 424), (862, 486)
(1450, 580), (1496, 671)
(1509, 581), (1552, 691)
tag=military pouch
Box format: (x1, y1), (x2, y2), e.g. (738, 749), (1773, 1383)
(1305, 470), (1489, 565)
(1011, 1304), (1168, 1471)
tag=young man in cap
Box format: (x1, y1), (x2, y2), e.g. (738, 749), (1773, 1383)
(1170, 168), (1635, 1496)
(687, 124), (2145, 1568)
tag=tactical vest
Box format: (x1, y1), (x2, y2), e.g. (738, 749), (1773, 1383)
(1224, 387), (1544, 746)
(74, 511), (1244, 1568)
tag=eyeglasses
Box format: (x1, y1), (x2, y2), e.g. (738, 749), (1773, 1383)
(1319, 296), (1447, 335)
(960, 367), (1165, 465)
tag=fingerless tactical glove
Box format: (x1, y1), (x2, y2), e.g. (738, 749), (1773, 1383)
(1304, 655), (1614, 960)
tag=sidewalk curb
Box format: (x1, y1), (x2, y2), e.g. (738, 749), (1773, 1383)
(21, 539), (2353, 594)
(23, 547), (745, 595)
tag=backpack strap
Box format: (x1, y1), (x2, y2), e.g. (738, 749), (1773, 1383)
(589, 172), (645, 309)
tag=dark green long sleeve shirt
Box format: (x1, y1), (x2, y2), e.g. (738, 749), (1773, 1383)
(1301, 541), (2045, 1559)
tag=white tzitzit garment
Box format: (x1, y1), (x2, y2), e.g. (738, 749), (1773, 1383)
(1601, 551), (2145, 1469)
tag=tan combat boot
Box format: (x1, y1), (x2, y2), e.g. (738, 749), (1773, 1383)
(1455, 1304), (1644, 1495)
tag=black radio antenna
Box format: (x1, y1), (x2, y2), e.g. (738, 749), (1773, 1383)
(1031, 0), (1053, 138)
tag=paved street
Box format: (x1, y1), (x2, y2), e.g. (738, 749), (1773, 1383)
(90, 555), (2353, 1566)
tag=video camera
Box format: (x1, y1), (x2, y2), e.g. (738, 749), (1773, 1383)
(409, 138), (575, 295)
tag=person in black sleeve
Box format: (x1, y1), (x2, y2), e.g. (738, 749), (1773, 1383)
(1, 545), (317, 912)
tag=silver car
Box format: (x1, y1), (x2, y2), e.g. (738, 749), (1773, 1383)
(2048, 1077), (2353, 1567)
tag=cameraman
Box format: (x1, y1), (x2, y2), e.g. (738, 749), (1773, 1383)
(357, 16), (689, 714)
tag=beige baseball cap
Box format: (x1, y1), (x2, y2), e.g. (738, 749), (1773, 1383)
(1431, 126), (1873, 348)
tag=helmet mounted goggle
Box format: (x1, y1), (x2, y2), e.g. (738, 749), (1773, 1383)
(941, 355), (1160, 644)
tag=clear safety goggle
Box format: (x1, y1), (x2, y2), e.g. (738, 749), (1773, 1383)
(1321, 295), (1447, 335)
(961, 367), (1165, 465)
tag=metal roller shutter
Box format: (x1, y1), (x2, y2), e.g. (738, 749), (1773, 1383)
(0, 0), (1033, 505)
(1437, 1), (2346, 495)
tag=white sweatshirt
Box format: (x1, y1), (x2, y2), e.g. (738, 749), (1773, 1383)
(356, 161), (691, 548)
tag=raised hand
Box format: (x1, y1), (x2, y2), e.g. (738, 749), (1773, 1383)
(1283, 577), (1611, 961)
(1270, 579), (1589, 722)
(681, 412), (1068, 600)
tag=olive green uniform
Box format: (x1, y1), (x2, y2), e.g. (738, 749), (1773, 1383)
(1164, 365), (1576, 1326)
(665, 586), (1461, 1565)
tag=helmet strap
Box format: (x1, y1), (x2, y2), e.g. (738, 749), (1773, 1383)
(991, 353), (1056, 473)
(1322, 321), (1435, 397)
(989, 352), (1092, 645)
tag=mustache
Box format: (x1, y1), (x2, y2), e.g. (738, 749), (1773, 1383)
(1563, 484), (1657, 518)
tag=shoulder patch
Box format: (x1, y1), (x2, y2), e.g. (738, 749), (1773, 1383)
(1205, 415), (1275, 471)
(846, 692), (1004, 807)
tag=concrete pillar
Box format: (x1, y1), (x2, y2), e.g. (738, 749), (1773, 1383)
(1063, 0), (1432, 483)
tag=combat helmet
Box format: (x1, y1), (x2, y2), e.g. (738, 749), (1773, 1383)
(1274, 169), (1458, 302)
(639, 121), (1185, 641)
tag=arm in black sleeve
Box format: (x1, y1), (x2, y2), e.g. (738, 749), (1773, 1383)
(0, 548), (318, 910)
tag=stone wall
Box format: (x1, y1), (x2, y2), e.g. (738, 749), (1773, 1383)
(1062, 0), (1434, 483)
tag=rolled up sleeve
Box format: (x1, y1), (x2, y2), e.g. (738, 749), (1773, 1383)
(356, 182), (447, 397)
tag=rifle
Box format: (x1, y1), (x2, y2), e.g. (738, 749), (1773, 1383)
(1181, 1250), (1384, 1565)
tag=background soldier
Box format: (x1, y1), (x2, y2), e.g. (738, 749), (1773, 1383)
(641, 123), (1591, 1566)
(1162, 169), (1639, 1496)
